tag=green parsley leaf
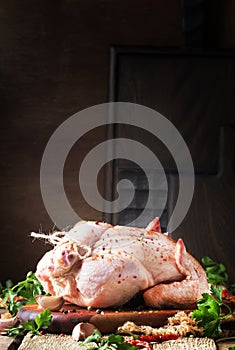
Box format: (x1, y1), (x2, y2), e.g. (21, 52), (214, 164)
(7, 325), (25, 338)
(4, 289), (20, 316)
(7, 308), (52, 337)
(22, 320), (36, 332)
(192, 285), (232, 338)
(202, 256), (228, 286)
(35, 308), (52, 330)
(79, 331), (138, 350)
(81, 329), (101, 344)
(0, 271), (46, 316)
(11, 271), (45, 302)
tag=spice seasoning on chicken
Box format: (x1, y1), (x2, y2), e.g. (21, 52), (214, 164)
(32, 217), (209, 309)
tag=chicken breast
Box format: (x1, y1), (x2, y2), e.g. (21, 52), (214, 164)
(35, 218), (209, 309)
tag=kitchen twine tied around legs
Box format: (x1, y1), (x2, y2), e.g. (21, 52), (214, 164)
(39, 102), (195, 233)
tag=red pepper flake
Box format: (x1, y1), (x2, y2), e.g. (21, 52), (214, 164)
(133, 275), (137, 279)
(95, 221), (99, 225)
(222, 289), (228, 297)
(139, 334), (179, 343)
(39, 330), (45, 335)
(126, 339), (153, 350)
(60, 333), (65, 337)
(222, 289), (235, 303)
(118, 281), (121, 284)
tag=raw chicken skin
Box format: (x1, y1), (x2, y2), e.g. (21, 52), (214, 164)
(35, 218), (209, 309)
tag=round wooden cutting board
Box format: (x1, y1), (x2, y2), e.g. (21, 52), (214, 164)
(18, 303), (185, 334)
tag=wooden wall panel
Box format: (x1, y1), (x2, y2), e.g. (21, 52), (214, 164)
(110, 48), (235, 281)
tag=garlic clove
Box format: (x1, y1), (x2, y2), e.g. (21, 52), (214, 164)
(36, 295), (64, 311)
(72, 322), (100, 341)
(0, 315), (18, 334)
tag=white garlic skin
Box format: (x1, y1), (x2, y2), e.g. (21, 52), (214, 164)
(72, 322), (100, 341)
(0, 315), (18, 334)
(36, 295), (64, 311)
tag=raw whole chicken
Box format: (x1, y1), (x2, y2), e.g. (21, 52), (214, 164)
(35, 218), (209, 309)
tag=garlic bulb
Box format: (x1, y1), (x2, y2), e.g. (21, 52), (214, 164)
(72, 322), (100, 341)
(36, 295), (64, 311)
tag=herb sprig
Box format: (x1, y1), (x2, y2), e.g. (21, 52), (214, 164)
(192, 284), (232, 337)
(193, 257), (235, 339)
(7, 308), (52, 338)
(202, 257), (229, 286)
(79, 330), (138, 350)
(0, 271), (46, 316)
(202, 256), (235, 293)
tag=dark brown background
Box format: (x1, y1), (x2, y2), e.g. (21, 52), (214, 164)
(0, 0), (235, 283)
